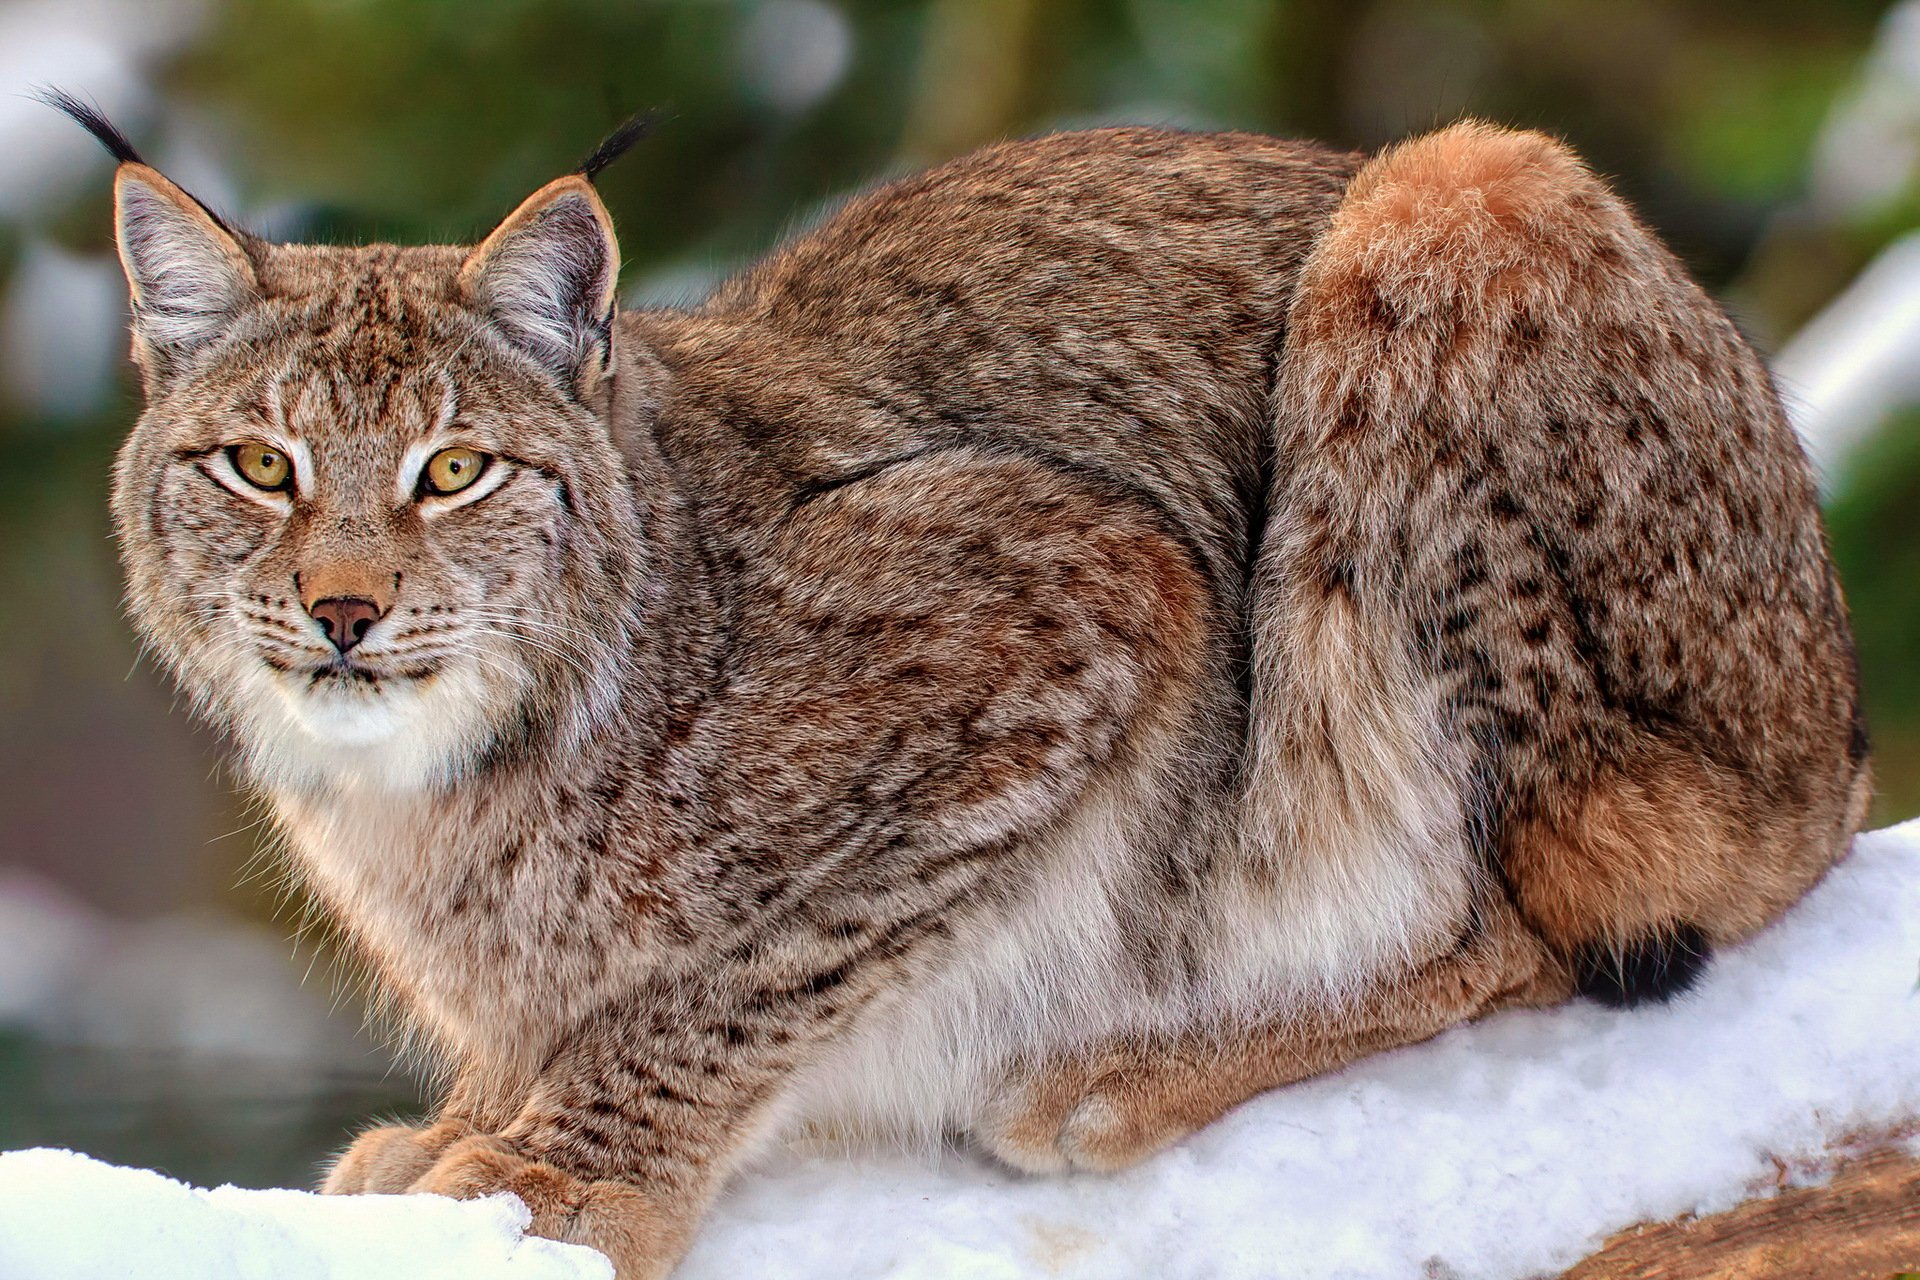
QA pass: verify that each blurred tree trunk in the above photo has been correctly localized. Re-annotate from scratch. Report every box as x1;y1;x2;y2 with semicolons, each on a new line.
899;0;1047;164
1265;0;1371;144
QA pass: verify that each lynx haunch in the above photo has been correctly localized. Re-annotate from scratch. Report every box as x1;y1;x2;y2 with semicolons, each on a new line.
60;89;1867;1277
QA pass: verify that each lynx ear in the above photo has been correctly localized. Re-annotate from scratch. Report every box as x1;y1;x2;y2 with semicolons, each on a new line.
112;164;256;364
459;176;620;386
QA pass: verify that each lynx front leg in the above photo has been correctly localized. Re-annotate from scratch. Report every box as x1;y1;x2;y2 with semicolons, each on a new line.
979;895;1571;1174
384;452;1220;1270
321;1072;518;1194
390;989;837;1280
323;1119;472;1194
411;1137;696;1280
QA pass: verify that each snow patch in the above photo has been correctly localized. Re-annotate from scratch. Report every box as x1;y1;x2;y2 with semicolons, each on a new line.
1773;229;1920;487
0;1148;610;1279
4;822;1919;1279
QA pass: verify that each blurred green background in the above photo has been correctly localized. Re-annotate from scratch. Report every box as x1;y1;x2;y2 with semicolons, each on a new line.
0;0;1915;1190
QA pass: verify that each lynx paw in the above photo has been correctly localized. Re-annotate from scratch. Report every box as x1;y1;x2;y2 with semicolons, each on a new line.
410;1136;685;1280
978;1058;1200;1175
322;1120;468;1194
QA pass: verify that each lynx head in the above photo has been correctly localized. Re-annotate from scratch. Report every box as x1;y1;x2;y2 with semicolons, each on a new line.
60;95;656;794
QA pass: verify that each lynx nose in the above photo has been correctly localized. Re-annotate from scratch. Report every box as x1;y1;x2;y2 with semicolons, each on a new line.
308;597;385;654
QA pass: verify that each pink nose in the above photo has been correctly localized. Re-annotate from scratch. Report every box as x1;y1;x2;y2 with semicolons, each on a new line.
307;596;385;653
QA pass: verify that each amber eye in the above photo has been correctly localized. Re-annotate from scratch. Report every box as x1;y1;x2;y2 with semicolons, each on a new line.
228;442;293;492
423;447;490;497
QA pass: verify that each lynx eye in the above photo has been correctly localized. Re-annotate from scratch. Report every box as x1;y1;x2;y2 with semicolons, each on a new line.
228;442;293;492
423;447;490;497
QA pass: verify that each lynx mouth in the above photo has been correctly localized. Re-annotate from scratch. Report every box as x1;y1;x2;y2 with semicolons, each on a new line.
269;659;442;752
308;662;383;687
248;645;503;776
294;655;441;690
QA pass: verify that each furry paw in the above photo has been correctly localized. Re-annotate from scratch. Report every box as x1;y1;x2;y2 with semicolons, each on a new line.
410;1136;685;1280
977;1058;1197;1175
322;1120;469;1194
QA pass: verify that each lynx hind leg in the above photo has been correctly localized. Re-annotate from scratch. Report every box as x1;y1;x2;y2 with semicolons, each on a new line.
1283;121;1867;1004
977;895;1568;1175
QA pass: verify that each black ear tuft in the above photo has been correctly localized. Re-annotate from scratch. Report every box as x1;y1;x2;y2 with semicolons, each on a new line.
38;85;243;238
34;85;145;165
577;111;660;183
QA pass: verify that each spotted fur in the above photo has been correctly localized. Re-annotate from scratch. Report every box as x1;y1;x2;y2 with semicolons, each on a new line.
85;112;1865;1276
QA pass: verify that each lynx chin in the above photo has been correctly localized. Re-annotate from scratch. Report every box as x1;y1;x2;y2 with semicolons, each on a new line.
58;85;1867;1278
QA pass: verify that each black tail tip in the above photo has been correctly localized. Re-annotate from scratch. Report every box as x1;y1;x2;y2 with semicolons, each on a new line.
1573;922;1711;1008
32;86;144;165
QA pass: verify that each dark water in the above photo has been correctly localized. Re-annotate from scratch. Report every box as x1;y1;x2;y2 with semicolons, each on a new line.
0;1031;427;1190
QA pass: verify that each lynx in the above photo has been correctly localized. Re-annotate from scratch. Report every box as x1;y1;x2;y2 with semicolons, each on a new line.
58;87;1867;1277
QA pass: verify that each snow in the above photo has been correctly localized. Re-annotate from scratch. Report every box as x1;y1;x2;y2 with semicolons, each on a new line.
1807;0;1920;220
1773;229;1920;488
0;1150;610;1280
0;0;206;218
0;868;99;1026
1772;0;1920;484
5;821;1919;1280
0;866;374;1075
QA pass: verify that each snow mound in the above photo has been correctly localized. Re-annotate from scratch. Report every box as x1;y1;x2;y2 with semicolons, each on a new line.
0;1148;611;1279
5;822;1919;1279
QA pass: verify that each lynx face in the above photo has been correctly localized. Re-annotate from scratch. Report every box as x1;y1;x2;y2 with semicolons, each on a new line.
108;168;645;793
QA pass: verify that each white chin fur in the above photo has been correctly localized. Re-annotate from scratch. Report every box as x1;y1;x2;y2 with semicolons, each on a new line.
234;655;523;793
